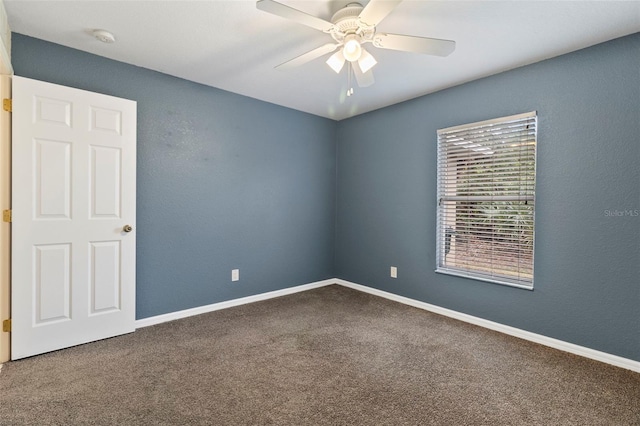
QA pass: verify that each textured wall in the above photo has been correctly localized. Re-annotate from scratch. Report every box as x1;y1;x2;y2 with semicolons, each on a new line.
11;32;640;361
12;34;337;319
335;34;640;361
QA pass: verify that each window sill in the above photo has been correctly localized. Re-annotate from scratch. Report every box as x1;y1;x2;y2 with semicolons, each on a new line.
435;268;534;290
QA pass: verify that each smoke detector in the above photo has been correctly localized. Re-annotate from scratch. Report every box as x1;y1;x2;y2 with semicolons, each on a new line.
92;29;115;44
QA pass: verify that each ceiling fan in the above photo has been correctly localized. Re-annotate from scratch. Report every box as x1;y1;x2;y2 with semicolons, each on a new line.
256;0;455;90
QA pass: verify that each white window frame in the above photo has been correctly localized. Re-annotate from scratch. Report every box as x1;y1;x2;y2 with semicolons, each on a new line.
436;112;537;289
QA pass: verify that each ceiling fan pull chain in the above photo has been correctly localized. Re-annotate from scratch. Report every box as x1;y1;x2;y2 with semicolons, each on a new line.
347;62;354;97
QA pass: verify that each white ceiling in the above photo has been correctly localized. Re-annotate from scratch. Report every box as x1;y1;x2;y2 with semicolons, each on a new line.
4;1;640;120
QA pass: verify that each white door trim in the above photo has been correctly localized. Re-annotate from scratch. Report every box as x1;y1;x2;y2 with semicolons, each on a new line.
0;0;12;363
0;74;10;364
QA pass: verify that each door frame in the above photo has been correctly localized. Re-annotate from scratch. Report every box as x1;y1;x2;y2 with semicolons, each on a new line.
1;67;12;363
0;6;13;361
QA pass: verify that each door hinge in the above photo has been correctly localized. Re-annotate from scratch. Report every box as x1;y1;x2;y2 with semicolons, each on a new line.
2;98;11;112
2;209;10;223
2;319;10;333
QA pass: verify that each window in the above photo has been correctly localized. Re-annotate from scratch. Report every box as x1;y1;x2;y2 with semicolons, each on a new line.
436;112;537;289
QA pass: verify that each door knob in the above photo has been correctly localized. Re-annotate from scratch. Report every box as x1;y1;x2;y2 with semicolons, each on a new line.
123;225;133;233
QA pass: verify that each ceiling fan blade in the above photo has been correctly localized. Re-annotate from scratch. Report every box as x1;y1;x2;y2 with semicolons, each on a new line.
358;0;403;27
257;0;335;32
373;33;455;57
276;43;340;70
353;64;375;87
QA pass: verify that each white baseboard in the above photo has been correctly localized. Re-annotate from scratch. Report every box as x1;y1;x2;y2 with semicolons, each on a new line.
334;279;640;374
135;279;335;329
135;277;640;374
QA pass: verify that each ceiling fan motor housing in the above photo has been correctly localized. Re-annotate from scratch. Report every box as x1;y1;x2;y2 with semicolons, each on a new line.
330;3;375;43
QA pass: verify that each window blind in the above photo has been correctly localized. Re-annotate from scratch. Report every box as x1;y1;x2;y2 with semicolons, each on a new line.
436;112;537;289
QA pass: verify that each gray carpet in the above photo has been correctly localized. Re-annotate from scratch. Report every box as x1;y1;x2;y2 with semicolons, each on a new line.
0;285;638;425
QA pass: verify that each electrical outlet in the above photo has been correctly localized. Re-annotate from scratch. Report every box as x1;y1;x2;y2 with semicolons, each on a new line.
390;266;397;279
232;269;239;282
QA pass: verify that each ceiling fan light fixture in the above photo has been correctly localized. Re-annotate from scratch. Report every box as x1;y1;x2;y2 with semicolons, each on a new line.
326;50;346;73
357;49;377;73
342;35;362;62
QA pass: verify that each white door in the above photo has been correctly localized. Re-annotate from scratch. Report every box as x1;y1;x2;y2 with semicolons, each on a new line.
11;76;136;359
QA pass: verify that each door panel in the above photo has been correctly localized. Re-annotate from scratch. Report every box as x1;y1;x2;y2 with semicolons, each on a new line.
90;145;121;218
34;139;72;219
35;96;72;127
12;76;136;359
34;243;71;324
89;240;121;314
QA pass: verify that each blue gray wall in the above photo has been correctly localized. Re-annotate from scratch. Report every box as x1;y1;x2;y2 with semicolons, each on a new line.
335;33;640;361
12;34;337;320
11;33;640;362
